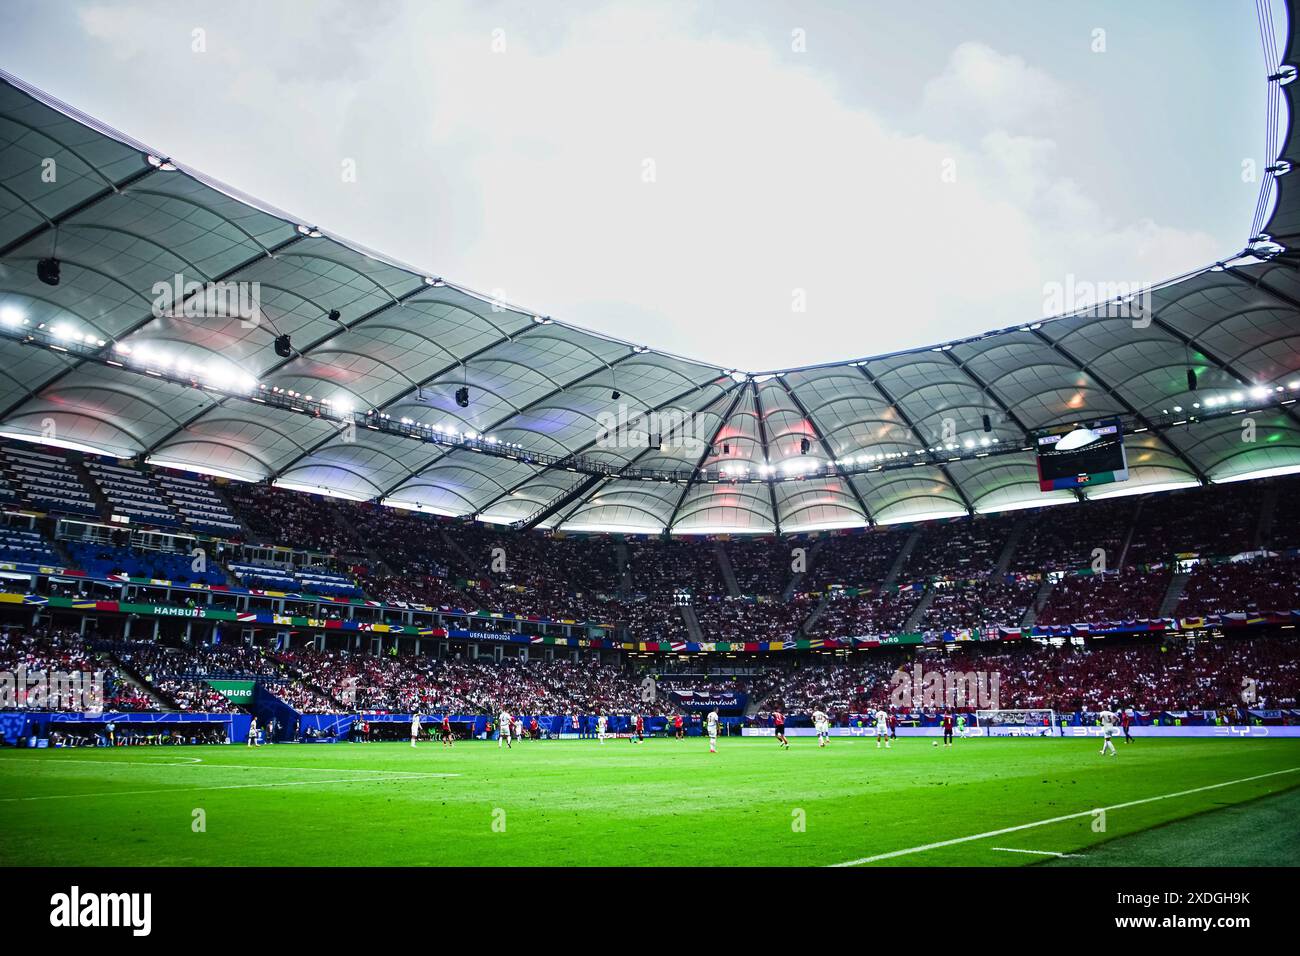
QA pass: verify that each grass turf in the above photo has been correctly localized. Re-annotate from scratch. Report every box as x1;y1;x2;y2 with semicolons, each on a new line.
0;736;1297;867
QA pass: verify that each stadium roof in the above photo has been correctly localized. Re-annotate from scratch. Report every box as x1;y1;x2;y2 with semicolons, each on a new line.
3;8;1300;536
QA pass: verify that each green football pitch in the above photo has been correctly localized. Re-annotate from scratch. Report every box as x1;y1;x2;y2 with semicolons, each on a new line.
1;736;1297;867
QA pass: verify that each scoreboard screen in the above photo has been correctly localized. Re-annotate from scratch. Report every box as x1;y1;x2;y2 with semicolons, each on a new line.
1034;417;1128;491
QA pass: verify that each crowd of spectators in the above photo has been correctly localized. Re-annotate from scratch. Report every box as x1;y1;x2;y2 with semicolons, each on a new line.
1126;482;1262;564
1177;554;1300;617
801;528;909;590
725;537;792;594
690;596;817;642
224;483;360;556
903;514;1015;581
5;627;1298;725
1036;569;1170;625
1010;497;1136;573
856;635;1300;714
919;577;1040;632
271;648;641;715
810;590;920;638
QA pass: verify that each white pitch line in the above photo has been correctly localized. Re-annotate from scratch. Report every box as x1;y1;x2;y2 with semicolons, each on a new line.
8;757;458;778
991;847;1081;858
829;766;1300;867
0;770;460;802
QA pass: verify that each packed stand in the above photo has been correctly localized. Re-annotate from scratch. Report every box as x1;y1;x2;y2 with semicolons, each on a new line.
902;513;1016;581
691;595;817;642
1035;569;1170;625
1009;497;1137;573
225;483;361;556
1176;554;1300;617
1126;482;1261;564
801;527;910;590
919;577;1040;633
272;648;640;715
811;589;920;638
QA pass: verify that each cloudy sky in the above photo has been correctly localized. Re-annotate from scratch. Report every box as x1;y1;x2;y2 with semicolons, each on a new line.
0;0;1276;370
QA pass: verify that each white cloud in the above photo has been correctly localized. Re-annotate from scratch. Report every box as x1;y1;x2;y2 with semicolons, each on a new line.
65;1;1224;369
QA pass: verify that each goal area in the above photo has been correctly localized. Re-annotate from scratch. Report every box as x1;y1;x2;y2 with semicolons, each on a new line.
975;709;1057;736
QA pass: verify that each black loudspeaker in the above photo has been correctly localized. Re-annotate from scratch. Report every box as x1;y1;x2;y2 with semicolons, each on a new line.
274;334;292;358
800;437;810;455
1187;369;1197;391
455;386;470;408
37;258;60;286
328;310;342;322
982;414;992;432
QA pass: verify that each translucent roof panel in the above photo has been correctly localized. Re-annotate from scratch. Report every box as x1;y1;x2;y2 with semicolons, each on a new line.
4;13;1300;536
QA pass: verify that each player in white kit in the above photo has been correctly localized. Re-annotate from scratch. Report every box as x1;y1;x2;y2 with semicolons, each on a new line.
597;713;608;744
410;713;421;748
706;709;719;753
1098;709;1118;756
498;709;512;749
812;709;829;748
874;709;890;749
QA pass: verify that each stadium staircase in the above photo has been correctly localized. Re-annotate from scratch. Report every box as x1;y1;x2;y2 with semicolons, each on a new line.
783;538;825;600
104;652;179;710
902;587;934;632
1159;570;1193;618
439;527;479;576
69;455;111;521
325;501;370;559
993;514;1031;575
882;530;922;590
106;658;171;710
797;591;832;634
679;605;704;642
41;517;75;567
337;510;394;577
1115;497;1144;569
1255;481;1280;550
1021;577;1055;628
713;541;741;597
211;481;259;541
615;540;632;597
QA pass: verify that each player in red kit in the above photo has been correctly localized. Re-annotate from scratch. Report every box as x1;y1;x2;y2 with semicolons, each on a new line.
773;710;789;749
942;711;954;747
1121;708;1133;743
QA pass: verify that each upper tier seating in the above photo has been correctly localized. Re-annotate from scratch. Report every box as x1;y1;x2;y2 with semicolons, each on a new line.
85;459;178;528
1;443;97;516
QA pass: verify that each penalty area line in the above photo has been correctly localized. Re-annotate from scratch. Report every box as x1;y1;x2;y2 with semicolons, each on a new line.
829;766;1300;867
990;847;1081;858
